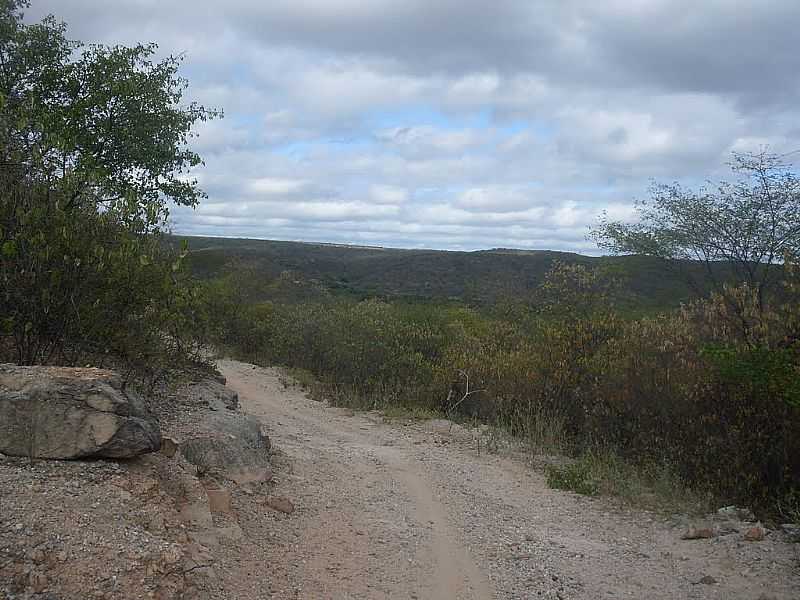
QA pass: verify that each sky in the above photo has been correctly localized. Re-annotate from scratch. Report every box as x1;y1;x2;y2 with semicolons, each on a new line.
27;1;800;253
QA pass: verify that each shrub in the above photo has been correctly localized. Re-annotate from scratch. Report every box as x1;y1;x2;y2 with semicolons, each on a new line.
0;182;211;385
545;462;599;496
211;260;800;515
0;2;218;382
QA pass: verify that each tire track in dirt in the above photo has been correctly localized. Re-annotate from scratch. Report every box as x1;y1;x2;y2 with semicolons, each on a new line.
220;360;491;600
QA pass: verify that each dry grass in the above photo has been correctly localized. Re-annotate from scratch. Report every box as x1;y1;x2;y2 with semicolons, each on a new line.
381;404;441;422
546;449;711;515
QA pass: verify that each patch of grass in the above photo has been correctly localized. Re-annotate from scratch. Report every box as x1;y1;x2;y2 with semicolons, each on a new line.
280;371;440;420
278;367;329;402
586;450;709;513
546;449;710;514
280;367;317;390
381;404;440;422
777;489;800;524
325;385;379;411
546;461;599;496
522;408;568;456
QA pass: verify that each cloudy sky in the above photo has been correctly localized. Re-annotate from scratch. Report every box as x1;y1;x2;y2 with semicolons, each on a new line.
28;1;800;252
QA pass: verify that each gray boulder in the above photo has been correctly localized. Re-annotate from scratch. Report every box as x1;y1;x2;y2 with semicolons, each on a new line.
177;380;239;411
716;505;756;522
180;413;271;484
0;364;161;459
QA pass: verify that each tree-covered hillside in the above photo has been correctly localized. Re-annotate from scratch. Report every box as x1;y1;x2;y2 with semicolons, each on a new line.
181;236;732;311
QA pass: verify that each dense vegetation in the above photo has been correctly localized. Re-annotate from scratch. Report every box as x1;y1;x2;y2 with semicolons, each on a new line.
183;236;733;312
205;157;800;519
0;1;216;384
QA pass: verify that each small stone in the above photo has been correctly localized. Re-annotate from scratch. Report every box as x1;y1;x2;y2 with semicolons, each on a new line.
28;548;45;563
265;496;294;514
681;527;715;540
28;570;48;593
160;437;179;458
716;505;756;522
744;524;766;542
228;467;273;486
146;513;166;533
185;542;213;567
205;487;233;514
160;546;182;566
216;525;244;541
693;575;717;585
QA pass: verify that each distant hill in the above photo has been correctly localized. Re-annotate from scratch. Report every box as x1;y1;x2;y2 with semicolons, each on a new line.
179;235;726;311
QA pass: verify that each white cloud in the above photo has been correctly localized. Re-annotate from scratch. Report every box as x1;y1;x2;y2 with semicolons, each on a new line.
369;185;409;205
455;186;537;213
25;0;800;252
247;178;308;196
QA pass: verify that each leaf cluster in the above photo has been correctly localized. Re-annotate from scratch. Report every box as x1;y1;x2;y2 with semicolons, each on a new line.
594;151;800;310
0;0;220;230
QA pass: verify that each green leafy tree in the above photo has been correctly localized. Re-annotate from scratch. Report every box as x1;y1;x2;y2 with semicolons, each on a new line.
0;1;219;369
593;151;800;310
0;0;219;229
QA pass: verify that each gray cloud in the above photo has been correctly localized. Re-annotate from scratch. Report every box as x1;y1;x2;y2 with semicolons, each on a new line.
25;0;800;251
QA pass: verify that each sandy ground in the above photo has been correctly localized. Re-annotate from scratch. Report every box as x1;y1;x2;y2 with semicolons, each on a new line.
217;359;800;600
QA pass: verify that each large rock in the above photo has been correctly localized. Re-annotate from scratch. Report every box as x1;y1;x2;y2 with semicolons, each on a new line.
0;364;161;459
177;380;238;412
180;413;271;484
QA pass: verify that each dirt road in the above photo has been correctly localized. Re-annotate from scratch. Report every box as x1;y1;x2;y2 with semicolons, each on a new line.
218;359;800;600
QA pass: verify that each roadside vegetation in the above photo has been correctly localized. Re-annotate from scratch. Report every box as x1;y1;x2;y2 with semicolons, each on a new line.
0;1;217;385
206;154;800;520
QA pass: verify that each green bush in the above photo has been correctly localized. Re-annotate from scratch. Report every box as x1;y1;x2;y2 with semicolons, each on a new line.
0;2;218;382
0;178;210;381
211;260;800;516
702;344;800;408
545;462;599;496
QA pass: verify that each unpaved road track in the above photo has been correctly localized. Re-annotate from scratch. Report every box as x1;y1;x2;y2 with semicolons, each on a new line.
218;360;800;600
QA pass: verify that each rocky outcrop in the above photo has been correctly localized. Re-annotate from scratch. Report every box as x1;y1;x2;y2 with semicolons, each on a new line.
180;413;271;484
0;364;161;459
177;380;239;412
